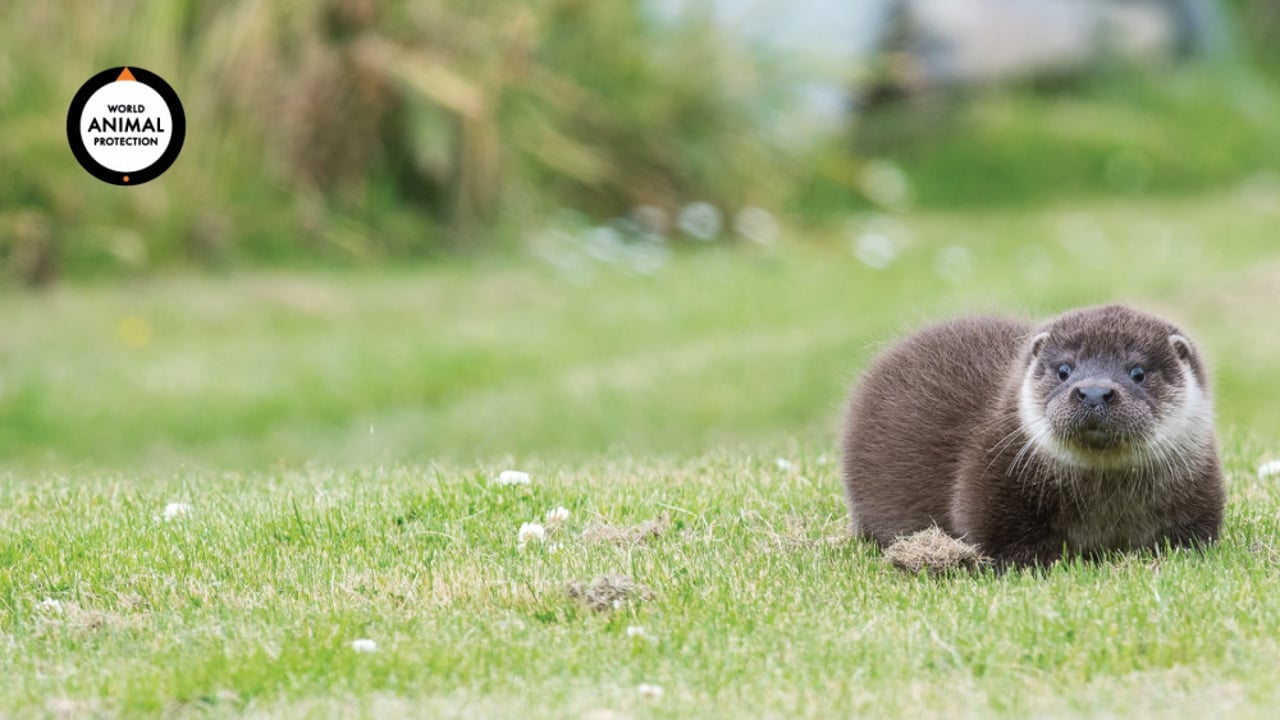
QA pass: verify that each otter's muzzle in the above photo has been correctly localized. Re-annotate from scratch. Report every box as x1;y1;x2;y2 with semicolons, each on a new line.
1073;382;1120;409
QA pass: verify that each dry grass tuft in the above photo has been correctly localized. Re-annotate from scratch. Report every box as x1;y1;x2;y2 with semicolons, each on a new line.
32;600;147;637
566;575;655;612
581;517;669;546
883;527;989;575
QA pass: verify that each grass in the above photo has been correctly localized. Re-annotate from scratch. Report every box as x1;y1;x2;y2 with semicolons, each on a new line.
3;188;1280;716
5;453;1280;717
850;68;1280;210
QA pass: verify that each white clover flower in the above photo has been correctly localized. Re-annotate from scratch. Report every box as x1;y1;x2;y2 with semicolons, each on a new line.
637;683;664;698
545;506;571;526
626;625;647;639
494;470;531;487
162;502;192;522
37;597;64;613
1258;460;1280;479
775;458;795;472
518;522;546;549
852;232;898;270
677;202;722;241
860;160;911;209
585;226;625;264
351;638;378;653
733;206;779;245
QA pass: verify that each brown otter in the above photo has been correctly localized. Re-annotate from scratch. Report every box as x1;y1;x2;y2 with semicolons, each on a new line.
841;304;1224;568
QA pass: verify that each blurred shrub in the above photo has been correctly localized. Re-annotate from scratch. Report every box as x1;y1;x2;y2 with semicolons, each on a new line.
1;1;1278;284
1228;0;1280;71
0;0;798;282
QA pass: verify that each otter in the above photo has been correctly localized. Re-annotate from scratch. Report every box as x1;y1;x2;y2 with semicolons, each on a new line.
841;304;1224;568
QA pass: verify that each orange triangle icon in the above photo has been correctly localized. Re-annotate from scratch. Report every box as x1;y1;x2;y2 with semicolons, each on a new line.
116;67;136;82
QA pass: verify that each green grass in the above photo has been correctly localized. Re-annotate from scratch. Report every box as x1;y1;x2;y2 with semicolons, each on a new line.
5;452;1280;717
3;189;1280;716
852;69;1280;210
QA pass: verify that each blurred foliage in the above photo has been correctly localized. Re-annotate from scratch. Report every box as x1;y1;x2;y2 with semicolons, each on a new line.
1;1;1279;285
0;0;798;283
842;0;1280;212
847;67;1280;210
1228;0;1280;71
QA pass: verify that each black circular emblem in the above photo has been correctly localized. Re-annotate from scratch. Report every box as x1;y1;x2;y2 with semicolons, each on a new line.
66;66;186;186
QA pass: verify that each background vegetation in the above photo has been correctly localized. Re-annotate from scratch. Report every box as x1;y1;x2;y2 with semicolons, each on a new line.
3;191;1279;471
1;0;798;281
3;0;1280;282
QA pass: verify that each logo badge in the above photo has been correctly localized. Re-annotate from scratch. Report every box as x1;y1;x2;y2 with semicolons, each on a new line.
66;67;186;185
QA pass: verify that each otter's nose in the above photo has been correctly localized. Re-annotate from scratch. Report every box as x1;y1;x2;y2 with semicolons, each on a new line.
1075;385;1117;408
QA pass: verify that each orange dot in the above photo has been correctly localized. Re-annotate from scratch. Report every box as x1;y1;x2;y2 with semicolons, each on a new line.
123;176;130;183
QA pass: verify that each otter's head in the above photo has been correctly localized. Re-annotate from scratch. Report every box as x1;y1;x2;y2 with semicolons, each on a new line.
1017;305;1211;465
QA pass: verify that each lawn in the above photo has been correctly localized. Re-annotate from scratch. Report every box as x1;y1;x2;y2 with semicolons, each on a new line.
2;188;1280;717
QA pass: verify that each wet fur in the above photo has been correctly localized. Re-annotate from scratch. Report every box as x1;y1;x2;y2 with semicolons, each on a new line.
841;305;1224;568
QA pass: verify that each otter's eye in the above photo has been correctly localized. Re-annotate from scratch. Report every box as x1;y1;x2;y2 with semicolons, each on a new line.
1129;366;1146;384
1057;364;1072;381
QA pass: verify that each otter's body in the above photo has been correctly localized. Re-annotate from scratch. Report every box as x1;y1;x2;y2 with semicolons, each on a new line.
841;305;1224;567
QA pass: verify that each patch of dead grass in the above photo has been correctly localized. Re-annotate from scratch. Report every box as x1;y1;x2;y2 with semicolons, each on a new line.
581;517;669;546
566;575;655;611
883;527;989;575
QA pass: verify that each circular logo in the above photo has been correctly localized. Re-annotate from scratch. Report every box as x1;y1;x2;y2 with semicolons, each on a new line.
66;67;185;185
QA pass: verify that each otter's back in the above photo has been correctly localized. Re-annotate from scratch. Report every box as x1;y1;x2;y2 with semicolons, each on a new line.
841;316;1031;544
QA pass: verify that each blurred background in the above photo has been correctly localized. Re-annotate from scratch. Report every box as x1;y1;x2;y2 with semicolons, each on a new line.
1;0;1278;470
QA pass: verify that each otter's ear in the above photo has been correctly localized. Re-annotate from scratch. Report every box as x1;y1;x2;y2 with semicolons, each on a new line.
1169;334;1195;363
1029;332;1050;357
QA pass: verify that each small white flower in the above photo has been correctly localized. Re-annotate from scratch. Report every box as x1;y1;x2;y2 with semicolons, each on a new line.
162;502;192;522
351;638;378;653
637;683;664;698
585;225;625;264
517;522;546;549
733;206;779;245
775;458;795;472
1258;460;1280;479
677;202;722;241
494;470;531;487
545;506;571;526
37;597;63;613
852;232;898;270
626;625;648;638
860;160;911;209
